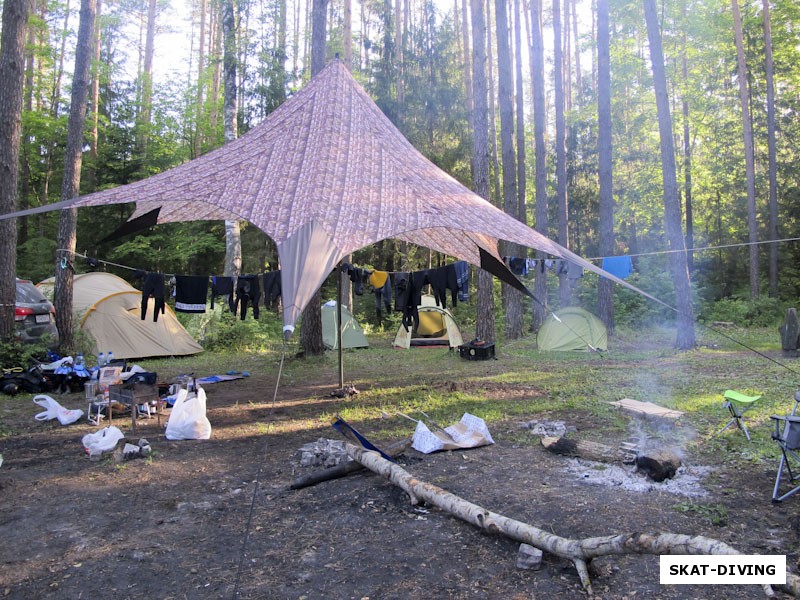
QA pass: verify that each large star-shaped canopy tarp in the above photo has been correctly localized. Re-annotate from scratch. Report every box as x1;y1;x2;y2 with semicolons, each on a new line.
3;59;653;333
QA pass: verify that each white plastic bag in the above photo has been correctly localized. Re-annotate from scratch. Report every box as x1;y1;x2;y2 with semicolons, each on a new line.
165;386;212;440
81;426;125;457
33;394;84;425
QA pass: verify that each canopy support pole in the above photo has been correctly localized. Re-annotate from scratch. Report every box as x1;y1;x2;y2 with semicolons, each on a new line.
337;262;344;388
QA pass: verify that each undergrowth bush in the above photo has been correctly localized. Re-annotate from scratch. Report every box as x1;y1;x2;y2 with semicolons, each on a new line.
177;305;283;352
698;296;782;327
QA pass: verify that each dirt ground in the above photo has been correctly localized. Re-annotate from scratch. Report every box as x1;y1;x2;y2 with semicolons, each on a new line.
0;359;798;600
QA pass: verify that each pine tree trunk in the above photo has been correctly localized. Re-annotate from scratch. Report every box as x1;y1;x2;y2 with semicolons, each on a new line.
553;0;570;307
495;0;523;340
54;0;97;354
763;0;778;297
681;12;694;276
0;0;31;341
529;0;548;331
643;0;695;349
222;0;242;278
195;0;206;158
86;0;102;192
471;0;495;344
730;0;759;299
138;0;156;153
596;0;614;334
300;0;329;357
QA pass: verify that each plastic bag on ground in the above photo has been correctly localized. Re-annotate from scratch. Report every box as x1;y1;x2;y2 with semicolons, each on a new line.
165;387;212;440
81;426;125;457
33;394;84;425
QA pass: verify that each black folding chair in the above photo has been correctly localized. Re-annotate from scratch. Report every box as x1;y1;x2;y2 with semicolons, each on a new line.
770;391;800;503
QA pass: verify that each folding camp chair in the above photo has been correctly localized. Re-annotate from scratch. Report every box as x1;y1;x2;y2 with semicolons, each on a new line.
719;389;762;441
771;391;800;502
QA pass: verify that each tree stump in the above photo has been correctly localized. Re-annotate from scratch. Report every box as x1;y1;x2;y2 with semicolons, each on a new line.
779;308;800;358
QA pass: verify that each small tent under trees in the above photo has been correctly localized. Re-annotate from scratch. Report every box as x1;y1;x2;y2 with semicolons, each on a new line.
321;301;368;350
37;272;203;360
392;295;463;349
536;307;608;352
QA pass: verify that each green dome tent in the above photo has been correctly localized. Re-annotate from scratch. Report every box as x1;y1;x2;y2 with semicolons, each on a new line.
321;301;369;350
537;307;607;352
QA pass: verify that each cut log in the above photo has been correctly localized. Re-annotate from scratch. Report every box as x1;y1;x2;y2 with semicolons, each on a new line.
344;444;793;598
289;437;411;490
541;436;621;463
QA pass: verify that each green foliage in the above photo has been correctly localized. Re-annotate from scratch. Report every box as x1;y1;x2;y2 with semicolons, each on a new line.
183;306;283;352
0;339;51;369
698;296;782;328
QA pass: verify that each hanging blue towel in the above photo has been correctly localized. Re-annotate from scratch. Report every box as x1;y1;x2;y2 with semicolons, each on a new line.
601;256;633;279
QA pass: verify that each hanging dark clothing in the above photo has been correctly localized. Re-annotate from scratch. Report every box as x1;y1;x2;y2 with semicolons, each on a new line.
262;271;282;309
233;275;261;320
174;276;209;313
371;274;392;316
454;261;470;302
140;272;166;322
428;264;458;310
210;276;235;310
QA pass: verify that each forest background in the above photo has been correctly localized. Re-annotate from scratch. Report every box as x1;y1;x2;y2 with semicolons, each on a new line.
4;0;800;351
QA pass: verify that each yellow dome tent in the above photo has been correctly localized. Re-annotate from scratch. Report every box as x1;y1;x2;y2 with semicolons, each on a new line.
38;272;203;360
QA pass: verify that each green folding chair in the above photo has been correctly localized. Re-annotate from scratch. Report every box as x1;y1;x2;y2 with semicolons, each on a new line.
719;389;762;441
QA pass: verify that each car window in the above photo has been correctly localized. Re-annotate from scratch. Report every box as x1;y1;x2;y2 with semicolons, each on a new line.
16;281;49;304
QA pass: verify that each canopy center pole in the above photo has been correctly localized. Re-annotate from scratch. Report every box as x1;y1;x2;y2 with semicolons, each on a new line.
337;261;344;388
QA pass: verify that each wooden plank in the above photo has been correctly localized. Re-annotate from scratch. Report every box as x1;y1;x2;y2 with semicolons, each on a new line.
608;398;683;420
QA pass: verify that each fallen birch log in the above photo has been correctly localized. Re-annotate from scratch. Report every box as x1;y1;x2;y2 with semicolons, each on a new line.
345;444;797;598
289;437;412;490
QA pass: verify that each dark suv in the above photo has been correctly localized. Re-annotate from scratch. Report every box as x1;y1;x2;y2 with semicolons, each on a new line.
15;278;59;347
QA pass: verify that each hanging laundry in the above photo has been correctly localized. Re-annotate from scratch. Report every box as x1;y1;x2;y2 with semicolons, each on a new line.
233;275;261;320
601;255;633;280
428;264;459;309
454;261;469;302
210;276;235;310
134;271;166;322
566;261;584;279
370;271;392;319
341;263;368;295
262;271;282;309
174;275;209;313
508;257;528;276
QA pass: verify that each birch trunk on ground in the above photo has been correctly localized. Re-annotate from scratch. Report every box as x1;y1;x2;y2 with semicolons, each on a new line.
54;0;96;354
345;444;789;598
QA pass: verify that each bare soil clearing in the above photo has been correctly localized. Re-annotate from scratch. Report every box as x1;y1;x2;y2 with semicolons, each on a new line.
0;348;797;600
